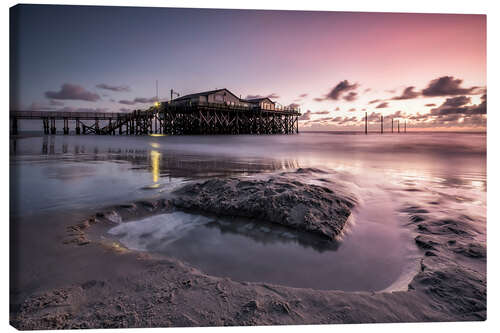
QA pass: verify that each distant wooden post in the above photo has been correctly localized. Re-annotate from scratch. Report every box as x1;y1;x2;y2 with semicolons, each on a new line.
75;119;81;135
365;112;367;134
50;118;56;135
392;118;394;133
12;117;18;135
398;120;400;133
63;118;69;135
404;120;407;133
42;118;49;134
381;115;383;134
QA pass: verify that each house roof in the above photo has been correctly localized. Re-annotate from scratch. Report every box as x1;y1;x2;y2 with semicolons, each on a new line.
173;88;241;102
243;97;275;104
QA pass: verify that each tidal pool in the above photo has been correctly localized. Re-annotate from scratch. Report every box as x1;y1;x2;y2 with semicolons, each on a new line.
108;201;419;292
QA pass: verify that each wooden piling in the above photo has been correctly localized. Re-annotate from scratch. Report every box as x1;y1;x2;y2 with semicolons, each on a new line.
63;118;69;135
50;118;56;135
10;103;301;136
381;115;383;134
365;112;367;134
12;117;18;135
392;118;394;133
398;120;400;133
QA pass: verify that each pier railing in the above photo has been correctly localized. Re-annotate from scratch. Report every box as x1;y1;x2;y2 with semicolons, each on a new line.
10;102;301;135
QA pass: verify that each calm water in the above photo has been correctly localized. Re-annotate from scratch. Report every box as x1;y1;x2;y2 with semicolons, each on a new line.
10;132;486;291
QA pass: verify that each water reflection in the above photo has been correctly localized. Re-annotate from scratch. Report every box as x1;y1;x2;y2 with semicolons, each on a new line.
11;137;299;180
205;218;340;252
150;150;160;183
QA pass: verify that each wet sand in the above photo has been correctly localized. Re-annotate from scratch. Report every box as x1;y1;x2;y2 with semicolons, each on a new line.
11;170;485;329
9;133;486;329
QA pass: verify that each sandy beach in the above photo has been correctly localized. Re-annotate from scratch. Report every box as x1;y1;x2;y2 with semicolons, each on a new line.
9;133;486;329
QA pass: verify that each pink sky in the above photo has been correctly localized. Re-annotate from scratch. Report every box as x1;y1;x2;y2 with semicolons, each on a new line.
14;7;486;131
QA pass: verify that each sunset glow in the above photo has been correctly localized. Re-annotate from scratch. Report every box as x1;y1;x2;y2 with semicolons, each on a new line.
10;6;486;131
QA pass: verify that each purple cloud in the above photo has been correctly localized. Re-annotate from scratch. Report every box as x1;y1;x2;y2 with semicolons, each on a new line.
376;102;389;108
326;80;359;100
422;76;481;97
343;91;358;102
430;95;486;116
246;93;280;100
96;83;131;92
392;86;420;100
299;110;312;121
119;97;157;105
45;83;100;102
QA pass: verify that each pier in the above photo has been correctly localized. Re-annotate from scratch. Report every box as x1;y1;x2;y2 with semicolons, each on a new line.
10;102;301;136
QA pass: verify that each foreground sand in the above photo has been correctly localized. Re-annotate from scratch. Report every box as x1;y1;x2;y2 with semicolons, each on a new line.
10;169;486;329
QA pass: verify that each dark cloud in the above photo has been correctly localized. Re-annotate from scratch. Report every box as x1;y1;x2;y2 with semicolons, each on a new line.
96;83;131;92
442;96;471;107
367;112;382;121
408;112;431;121
245;93;280;100
430;95;486;116
391;86;420;100
45;83;100;102
119;97;157;105
298;93;308;98
326;80;358;100
368;99;381;104
343;91;358;102
314;80;359;102
364;88;371;93
375;111;407;121
332;116;358;125
376;102;389;108
49;99;64;106
349;108;356;112
425;103;436;107
312;111;330;115
299;110;312;121
385;89;396;94
309;116;334;123
422;76;480;97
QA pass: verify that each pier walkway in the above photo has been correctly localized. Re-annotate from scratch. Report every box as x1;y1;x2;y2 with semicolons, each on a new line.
10;102;301;135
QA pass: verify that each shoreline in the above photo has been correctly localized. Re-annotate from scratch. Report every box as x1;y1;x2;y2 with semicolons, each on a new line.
10;169;486;329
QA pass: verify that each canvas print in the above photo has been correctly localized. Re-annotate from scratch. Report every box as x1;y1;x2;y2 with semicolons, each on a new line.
9;4;486;329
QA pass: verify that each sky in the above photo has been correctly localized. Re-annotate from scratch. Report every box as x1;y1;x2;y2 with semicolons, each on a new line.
10;5;486;131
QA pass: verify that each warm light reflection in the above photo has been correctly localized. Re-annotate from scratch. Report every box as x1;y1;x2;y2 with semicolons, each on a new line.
150;150;161;183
